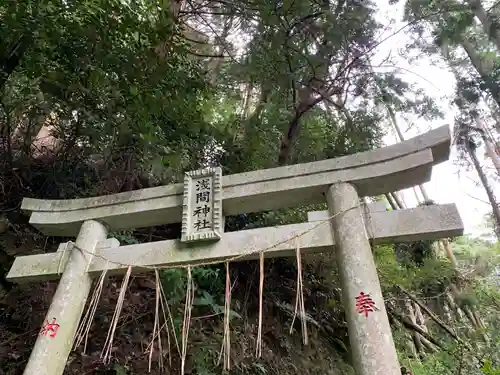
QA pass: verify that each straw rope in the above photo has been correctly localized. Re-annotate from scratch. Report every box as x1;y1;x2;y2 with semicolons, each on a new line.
289;238;308;345
67;203;364;273
255;252;264;357
69;201;365;371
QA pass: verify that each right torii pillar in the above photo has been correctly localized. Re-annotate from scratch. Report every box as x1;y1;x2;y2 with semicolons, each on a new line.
327;183;400;375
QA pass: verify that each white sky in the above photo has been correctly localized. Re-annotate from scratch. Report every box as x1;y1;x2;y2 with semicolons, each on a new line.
374;0;500;239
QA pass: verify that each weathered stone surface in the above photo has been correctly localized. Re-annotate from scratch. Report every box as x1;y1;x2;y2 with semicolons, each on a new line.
23;145;437;236
56;238;119;252
22;126;450;213
181;167;223;243
307;200;388;222
21;127;450;236
326;183;400;375
22;220;108;375
7;204;463;283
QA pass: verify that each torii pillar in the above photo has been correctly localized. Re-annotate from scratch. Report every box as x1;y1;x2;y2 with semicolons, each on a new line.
23;220;108;375
328;183;400;375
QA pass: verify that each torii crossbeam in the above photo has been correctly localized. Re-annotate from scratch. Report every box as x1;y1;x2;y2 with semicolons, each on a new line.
7;125;463;375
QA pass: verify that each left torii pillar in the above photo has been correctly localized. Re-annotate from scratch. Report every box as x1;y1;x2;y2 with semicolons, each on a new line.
23;220;108;375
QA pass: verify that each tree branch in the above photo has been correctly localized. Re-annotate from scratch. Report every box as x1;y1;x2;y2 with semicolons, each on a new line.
387;305;444;350
0;33;32;91
396;285;473;351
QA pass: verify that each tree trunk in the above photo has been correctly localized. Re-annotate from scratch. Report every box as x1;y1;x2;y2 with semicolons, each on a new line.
446;292;464;320
442;239;459;269
463;305;480;328
475;116;500;176
277;3;347;165
420;336;438;353
399;286;473;351
442;299;454;323
207;14;233;87
389;192;402;209
242;82;254;119
414;304;427;332
465;140;500;236
278;85;322;165
406;300;424;354
155;0;184;58
489;104;500;133
461;39;500;108
0;32;33;93
386;193;399;210
440;35;500;233
240;83;271;140
466;0;500;51
388;307;445;350
412;301;437;353
392;191;407;209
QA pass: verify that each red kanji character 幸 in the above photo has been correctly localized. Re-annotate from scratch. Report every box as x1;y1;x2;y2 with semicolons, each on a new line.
40;317;60;338
355;292;376;318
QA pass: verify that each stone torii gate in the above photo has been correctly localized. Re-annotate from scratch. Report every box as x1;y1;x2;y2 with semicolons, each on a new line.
7;125;463;375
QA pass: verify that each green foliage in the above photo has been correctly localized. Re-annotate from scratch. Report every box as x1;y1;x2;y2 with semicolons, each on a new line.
393;236;500;375
399;331;500;375
159;266;225;303
394;240;436;266
455;291;478;308
481;360;500;375
159;268;187;304
1;0;212;203
113;363;130;375
375;245;455;291
159;265;238;330
109;231;139;245
192;344;220;375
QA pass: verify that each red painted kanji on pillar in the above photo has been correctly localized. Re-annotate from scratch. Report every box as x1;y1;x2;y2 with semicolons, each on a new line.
355;292;376;317
40;317;60;338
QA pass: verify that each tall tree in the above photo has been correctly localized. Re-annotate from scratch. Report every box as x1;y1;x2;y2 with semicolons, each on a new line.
465;0;500;51
474;115;500;175
455;120;500;237
404;0;500;109
404;0;500;236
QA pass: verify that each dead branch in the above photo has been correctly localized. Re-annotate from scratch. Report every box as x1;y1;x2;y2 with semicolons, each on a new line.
396;285;473;351
387;305;444;350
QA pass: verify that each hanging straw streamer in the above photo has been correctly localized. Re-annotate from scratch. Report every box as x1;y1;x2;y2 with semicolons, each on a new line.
148;269;162;372
289;239;308;345
255;252;264;358
181;266;194;375
57;242;70;275
158;270;181;362
146;269;181;371
218;262;232;371
74;264;109;353
101;266;132;364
